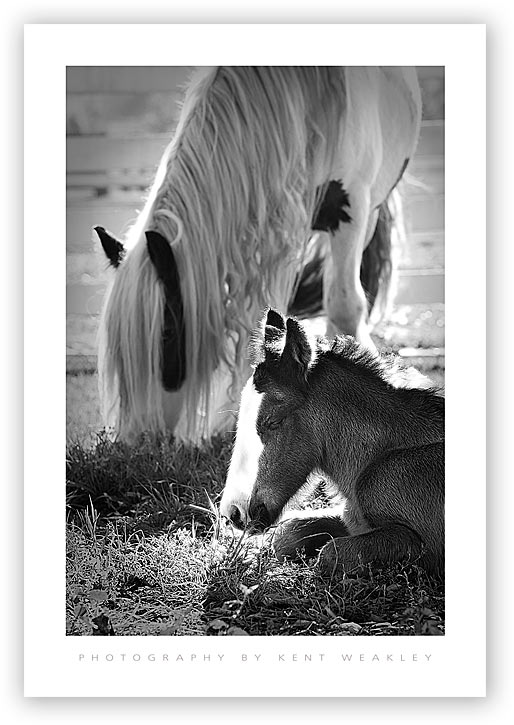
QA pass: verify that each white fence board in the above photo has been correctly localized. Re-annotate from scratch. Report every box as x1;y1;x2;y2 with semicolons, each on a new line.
66;124;443;177
67;67;193;94
67;135;169;173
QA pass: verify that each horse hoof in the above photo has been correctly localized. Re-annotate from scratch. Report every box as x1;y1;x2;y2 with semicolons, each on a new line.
317;542;373;581
272;521;304;562
317;540;341;577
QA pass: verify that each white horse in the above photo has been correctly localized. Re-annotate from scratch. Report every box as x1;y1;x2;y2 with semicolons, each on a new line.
96;67;421;442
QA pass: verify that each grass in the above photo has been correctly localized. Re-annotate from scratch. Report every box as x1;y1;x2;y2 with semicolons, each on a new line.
66;433;444;637
67;518;444;637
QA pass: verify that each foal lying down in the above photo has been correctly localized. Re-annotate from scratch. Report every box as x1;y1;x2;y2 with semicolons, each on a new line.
220;308;444;579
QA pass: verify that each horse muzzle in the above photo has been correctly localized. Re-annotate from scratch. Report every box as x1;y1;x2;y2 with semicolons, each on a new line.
220;489;274;533
247;499;273;533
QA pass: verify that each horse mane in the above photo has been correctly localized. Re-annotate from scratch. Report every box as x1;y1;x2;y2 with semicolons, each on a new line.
315;334;443;399
100;67;348;440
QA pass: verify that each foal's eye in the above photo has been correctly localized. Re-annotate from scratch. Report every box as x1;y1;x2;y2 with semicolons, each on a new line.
267;416;284;431
257;414;285;442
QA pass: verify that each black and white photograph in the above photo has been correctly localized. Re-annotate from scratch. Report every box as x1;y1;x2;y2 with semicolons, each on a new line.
23;23;486;699
66;64;446;637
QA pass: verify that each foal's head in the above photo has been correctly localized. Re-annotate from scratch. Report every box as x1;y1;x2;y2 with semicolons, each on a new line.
96;226;186;391
220;308;321;531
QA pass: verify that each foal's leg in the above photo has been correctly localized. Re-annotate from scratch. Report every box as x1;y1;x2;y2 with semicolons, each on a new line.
318;524;424;576
273;514;350;561
323;184;375;348
318;445;444;578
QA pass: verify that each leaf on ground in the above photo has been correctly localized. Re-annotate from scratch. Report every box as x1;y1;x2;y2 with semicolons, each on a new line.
222;599;243;611
386;583;401;592
369;613;388;623
73;603;88;620
87;589;108;602
155;606;195;635
207;618;229;632
422;620;444;636
339;622;362;634
239;583;259;597
91;613;115;635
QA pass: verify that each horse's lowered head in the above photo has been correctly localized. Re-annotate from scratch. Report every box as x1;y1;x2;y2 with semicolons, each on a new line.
96;226;186;393
220;308;321;531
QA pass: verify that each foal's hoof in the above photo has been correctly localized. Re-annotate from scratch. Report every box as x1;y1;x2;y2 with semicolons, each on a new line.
272;520;306;562
317;540;342;577
272;517;339;562
317;541;369;580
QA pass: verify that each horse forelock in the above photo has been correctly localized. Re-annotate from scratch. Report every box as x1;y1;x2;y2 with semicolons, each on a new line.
98;239;167;439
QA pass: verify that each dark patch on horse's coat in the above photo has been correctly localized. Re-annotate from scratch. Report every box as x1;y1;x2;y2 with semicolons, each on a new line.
389;157;410;199
372;157;411;213
145;230;186;391
290;197;393;320
312;180;352;232
287;240;325;319
398;156;410;183
95;226;126;268
360;201;392;313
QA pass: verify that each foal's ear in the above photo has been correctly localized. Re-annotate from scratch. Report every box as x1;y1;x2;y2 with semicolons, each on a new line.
263;307;287;362
265;308;286;331
146;230;178;289
249;308;285;367
264;308;286;355
95;226;125;268
281;317;312;383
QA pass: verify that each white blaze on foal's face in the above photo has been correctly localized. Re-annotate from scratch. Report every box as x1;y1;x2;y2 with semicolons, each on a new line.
220;376;264;528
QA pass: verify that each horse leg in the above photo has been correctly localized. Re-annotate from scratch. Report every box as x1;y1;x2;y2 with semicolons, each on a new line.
323;184;375;348
318;523;425;577
273;513;350;561
318;445;444;578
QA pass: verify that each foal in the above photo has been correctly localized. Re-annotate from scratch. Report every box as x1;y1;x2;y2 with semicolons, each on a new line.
220;309;444;578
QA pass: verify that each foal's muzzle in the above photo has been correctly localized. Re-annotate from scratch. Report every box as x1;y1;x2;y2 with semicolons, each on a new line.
247;500;272;533
224;499;272;533
227;503;246;531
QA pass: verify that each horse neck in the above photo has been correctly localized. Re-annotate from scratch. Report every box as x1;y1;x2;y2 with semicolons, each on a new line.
310;360;444;487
